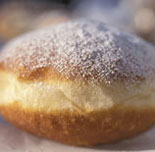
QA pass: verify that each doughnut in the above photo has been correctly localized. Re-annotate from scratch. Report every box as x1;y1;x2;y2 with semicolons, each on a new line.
0;19;155;146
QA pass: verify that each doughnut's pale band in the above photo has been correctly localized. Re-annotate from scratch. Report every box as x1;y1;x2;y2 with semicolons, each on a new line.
0;71;155;112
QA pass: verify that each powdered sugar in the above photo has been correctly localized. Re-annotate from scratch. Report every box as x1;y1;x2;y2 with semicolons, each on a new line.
1;19;155;85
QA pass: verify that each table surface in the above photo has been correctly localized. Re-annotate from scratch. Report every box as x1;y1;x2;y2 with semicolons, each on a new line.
0;115;155;152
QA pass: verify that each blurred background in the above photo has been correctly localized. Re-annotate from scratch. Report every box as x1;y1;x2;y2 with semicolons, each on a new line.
0;0;154;49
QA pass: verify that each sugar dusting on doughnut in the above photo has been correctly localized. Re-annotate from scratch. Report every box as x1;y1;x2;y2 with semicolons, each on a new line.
0;19;155;85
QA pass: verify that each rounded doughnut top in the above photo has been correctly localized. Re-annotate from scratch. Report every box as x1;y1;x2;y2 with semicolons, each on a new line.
0;19;155;85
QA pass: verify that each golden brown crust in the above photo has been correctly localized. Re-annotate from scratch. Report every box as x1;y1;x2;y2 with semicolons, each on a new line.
0;102;155;146
1;19;155;85
0;64;68;82
0;63;146;84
